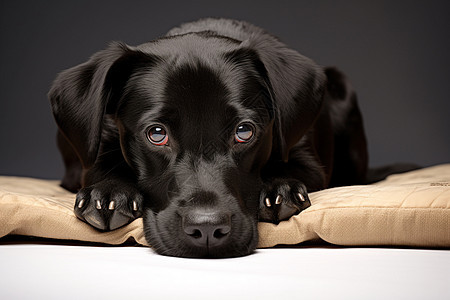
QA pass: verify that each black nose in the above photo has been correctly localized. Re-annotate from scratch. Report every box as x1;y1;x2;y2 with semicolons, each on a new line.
183;211;231;248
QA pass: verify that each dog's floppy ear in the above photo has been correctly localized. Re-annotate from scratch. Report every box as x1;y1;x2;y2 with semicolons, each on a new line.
244;38;327;162
49;42;153;168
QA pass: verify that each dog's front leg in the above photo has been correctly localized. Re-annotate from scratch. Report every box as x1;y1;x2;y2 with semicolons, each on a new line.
259;177;311;224
74;162;144;231
259;146;328;224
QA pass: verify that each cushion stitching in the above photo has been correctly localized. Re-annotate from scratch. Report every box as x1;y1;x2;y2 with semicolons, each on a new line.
300;206;450;215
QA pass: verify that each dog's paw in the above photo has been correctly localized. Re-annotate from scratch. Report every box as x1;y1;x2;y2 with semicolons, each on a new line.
259;178;311;224
74;180;144;231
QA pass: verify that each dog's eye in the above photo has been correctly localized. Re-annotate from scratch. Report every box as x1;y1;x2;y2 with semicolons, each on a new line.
235;123;254;143
147;126;168;146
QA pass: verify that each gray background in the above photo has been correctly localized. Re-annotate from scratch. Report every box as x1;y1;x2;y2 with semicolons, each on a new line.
0;0;449;180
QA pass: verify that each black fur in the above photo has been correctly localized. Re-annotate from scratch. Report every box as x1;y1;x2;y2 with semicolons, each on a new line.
50;18;378;257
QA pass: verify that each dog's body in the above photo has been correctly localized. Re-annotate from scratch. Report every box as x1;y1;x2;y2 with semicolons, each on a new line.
50;18;369;257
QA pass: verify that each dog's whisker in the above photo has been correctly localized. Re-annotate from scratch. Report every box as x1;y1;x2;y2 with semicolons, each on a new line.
100;161;127;178
96;148;121;158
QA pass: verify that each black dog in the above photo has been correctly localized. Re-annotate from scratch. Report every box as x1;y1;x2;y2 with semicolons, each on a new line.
49;18;370;258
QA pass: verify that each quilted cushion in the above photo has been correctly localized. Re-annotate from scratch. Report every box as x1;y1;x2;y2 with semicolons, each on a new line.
1;164;449;248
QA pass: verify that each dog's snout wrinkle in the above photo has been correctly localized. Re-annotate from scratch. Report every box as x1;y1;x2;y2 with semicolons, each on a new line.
182;211;231;248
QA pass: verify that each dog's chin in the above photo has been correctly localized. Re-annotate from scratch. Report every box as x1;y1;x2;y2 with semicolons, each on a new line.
142;208;258;258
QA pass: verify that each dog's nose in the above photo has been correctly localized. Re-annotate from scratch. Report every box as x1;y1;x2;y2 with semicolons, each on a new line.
182;211;231;248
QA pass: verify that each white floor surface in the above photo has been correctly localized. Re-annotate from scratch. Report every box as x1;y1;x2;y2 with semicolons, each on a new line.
0;244;449;299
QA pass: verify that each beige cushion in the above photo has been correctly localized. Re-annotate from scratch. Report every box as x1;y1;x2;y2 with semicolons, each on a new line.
1;164;449;248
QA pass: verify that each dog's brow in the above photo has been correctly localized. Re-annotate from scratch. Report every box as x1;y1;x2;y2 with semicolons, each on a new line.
137;103;164;129
128;68;169;128
226;100;257;121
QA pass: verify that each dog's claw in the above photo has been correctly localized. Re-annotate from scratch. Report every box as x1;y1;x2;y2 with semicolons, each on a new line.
78;199;85;208
259;179;311;223
75;181;144;231
275;195;282;205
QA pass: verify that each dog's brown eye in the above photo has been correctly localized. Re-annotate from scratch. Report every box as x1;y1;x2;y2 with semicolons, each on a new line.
235;123;254;143
147;126;168;146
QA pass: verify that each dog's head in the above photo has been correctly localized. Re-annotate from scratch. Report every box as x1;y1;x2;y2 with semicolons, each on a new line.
49;32;325;257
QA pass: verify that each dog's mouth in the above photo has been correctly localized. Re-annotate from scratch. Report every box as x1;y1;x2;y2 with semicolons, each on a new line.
142;204;258;258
